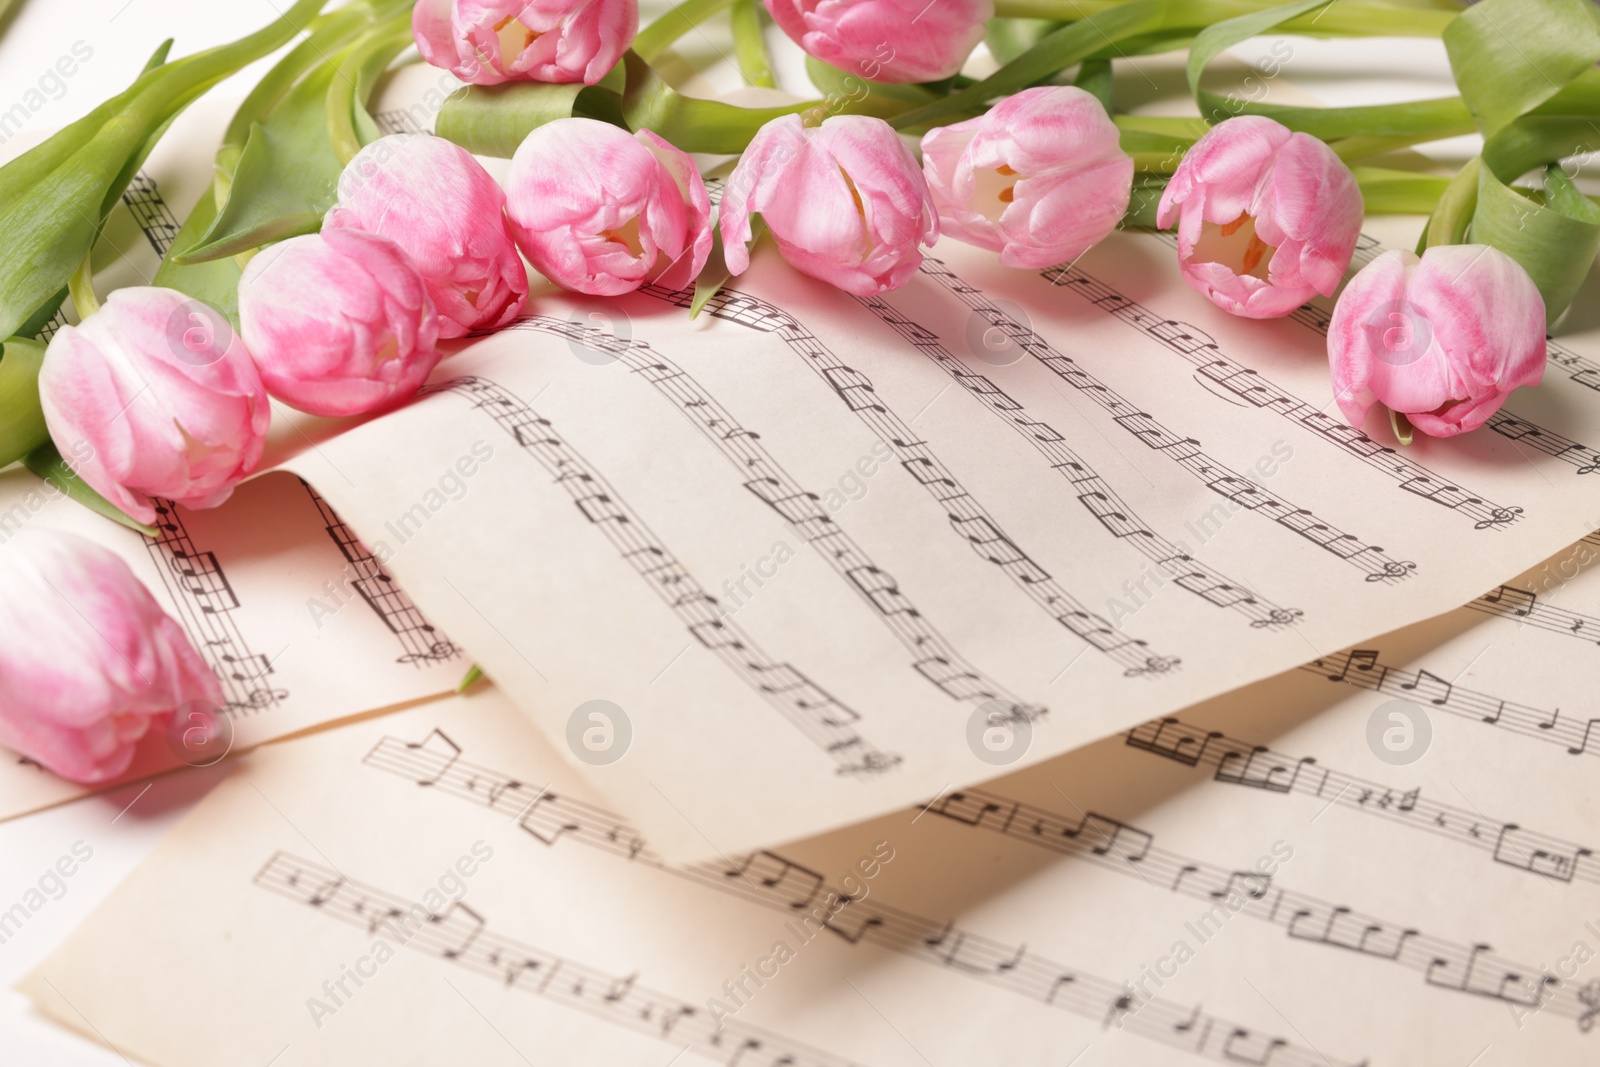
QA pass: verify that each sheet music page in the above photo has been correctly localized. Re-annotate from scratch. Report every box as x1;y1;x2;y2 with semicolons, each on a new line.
267;214;1600;859
0;97;466;820
23;591;1600;1067
0;468;463;820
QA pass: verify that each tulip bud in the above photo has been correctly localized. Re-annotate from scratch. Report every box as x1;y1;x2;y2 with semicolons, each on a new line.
238;229;443;418
1329;245;1546;439
1157;115;1363;319
722;114;938;297
412;0;637;86
504;118;712;296
921;86;1133;270
37;288;269;527
763;0;990;83
0;527;222;783
326;135;529;340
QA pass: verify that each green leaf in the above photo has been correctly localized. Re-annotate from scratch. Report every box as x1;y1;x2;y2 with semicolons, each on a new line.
730;0;776;88
327;13;416;163
154;186;244;330
0;337;48;468
0;0;324;340
1351;166;1451;214
179;59;348;263
23;443;157;537
689;221;755;317
1470;164;1600;325
632;0;735;62
1123;175;1169;230
1074;58;1113;113
1444;0;1600;136
1184;0;1473;146
436;81;590;157
984;18;1063;66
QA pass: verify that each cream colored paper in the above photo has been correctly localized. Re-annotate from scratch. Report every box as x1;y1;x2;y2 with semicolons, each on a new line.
0;468;463;820
0;97;465;820
262;215;1600;859
24;551;1600;1067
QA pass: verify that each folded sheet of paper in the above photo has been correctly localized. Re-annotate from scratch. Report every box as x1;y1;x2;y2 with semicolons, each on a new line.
26;529;1600;1067
0;99;465;820
0;468;464;820
265;209;1600;859
8;98;1600;861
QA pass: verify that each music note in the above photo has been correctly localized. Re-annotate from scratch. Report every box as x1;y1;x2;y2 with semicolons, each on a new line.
1400;669;1453;706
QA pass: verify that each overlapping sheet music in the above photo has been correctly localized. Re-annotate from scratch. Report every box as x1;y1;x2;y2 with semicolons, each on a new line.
265;217;1600;858
0;468;463;819
0;101;464;820
26;573;1600;1067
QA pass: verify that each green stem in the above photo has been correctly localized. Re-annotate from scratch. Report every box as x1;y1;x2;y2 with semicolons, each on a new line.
67;249;99;320
890;0;1462;131
992;0;1458;35
1353;166;1452;214
1419;156;1480;251
730;0;777;88
0;337;48;468
327;15;416;165
633;0;736;62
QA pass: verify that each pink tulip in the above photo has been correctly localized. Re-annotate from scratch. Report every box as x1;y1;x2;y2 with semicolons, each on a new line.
38;288;269;527
1157;115;1362;319
325;134;528;340
0;528;222;783
412;0;636;86
921;86;1132;270
1329;245;1545;439
238;229;443;418
504;118;712;296
764;0;990;83
722;114;937;297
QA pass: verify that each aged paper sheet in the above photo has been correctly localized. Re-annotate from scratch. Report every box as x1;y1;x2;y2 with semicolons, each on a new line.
0;468;463;820
271;220;1600;858
24;542;1600;1067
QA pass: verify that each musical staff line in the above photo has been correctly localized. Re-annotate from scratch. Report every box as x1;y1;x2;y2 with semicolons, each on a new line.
1125;716;1598;886
1041;243;1521;530
1304;649;1600;760
507;316;1050;716
1470;582;1600;650
119;172;182;257
635;288;1182;676
430;375;898;776
145;499;284;712
921;260;1423;580
362;730;1364;1067
920;786;1590;1028
1546;337;1600;395
302;480;461;667
254;851;867;1067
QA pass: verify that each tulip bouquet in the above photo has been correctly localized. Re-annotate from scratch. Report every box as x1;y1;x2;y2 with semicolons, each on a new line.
0;0;1597;780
